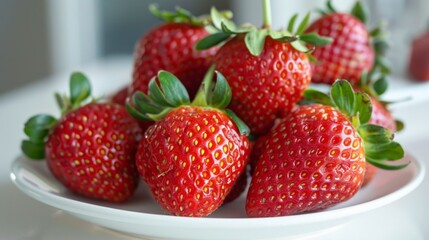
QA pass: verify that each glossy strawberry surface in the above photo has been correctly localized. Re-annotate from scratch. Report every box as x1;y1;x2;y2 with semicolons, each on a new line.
130;23;218;99
45;103;142;202
246;104;365;217
306;13;374;85
136;106;250;217
214;36;311;136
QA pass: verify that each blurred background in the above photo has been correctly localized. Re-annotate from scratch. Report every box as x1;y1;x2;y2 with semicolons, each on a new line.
1;0;428;94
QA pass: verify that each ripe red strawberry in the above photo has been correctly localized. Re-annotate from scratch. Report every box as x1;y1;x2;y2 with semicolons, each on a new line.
223;170;248;204
409;30;429;81
22;73;142;202
197;8;331;136
111;86;129;106
246;80;406;217
305;1;374;85
129;6;219;100
128;69;250;216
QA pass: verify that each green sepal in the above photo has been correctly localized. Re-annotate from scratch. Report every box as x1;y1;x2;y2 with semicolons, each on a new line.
373;40;389;56
224;109;250;136
374;56;391;75
132;92;163;115
291;41;311;53
69;72;91;107
149;4;201;26
126;102;151;121
330;80;357;118
354;92;372;124
326;0;337;13
366;159;409;170
365;141;404;161
287;14;299;33
395;120;404;132
148;77;173;107
296;12;311;35
157;71;190;106
245;29;269;56
358;124;394;144
351;1;368;24
302;88;333;106
21;140;45;160
299;33;333;46
23;114;58;143
195;32;231;50
373;76;388;96
210;71;232;108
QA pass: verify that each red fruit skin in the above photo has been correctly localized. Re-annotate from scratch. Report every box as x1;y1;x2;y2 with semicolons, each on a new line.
111;86;153;132
362;162;378;187
45;103;142;202
306;13;374;85
246;104;365;217
136;106;250;217
214;36;311;136
111;86;129;106
223;169;248;204
130;23;218;99
409;31;429;81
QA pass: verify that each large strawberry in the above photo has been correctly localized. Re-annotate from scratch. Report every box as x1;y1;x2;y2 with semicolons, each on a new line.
246;80;406;217
21;73;142;202
129;5;224;100
305;1;377;85
128;68;250;217
197;5;331;136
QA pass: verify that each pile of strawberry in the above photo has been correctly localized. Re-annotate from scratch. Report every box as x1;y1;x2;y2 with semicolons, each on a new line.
22;1;408;218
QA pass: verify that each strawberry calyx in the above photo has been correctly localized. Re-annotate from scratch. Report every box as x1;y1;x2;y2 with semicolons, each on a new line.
303;80;408;170
21;72;93;160
149;4;233;28
196;6;332;56
127;67;250;136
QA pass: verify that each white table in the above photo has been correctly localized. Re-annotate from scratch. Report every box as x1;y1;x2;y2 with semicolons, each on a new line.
1;57;428;240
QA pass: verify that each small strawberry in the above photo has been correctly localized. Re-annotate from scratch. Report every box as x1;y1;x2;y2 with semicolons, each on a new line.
305;1;376;85
246;80;407;217
21;73;142;202
130;5;225;100
197;6;331;136
128;68;250;217
111;86;129;106
409;30;429;81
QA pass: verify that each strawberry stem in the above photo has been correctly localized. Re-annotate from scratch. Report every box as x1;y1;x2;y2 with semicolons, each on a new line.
262;0;272;29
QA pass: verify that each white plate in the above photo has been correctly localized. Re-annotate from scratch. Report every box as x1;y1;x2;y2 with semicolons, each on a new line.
10;154;424;240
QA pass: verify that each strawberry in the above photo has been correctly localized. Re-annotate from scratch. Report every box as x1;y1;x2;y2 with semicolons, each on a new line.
21;73;142;202
409;30;429;81
128;68;250;217
246;80;407;217
305;1;375;85
129;6;222;100
111;86;129;106
197;7;331;136
223;170;248;204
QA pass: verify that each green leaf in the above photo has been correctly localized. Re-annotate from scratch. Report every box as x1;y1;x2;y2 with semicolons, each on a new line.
210;71;232;108
330;80;356;117
132;92;162;115
351;1;368;24
244;29;269;56
24;114;57;143
126;103;151;121
69;72;91;105
225;109;250;136
373;77;388;96
291;40;310;52
303;89;333;106
326;0;337;13
21;140;45;160
355;92;372;124
366;159;409;170
296;12;311;35
196;32;231;50
287;14;298;33
358;124;393;144
148;77;172;107
395;120;404;132
269;29;297;42
157;71;190;106
365;141;405;161
210;7;224;30
299;33;333;46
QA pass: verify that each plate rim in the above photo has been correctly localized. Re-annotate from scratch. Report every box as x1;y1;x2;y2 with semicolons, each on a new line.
9;154;425;228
